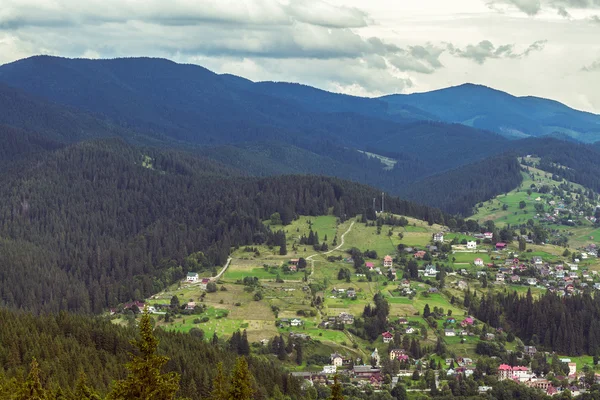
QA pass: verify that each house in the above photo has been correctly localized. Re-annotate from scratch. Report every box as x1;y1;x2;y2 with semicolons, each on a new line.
423;264;438;277
461;317;474;327
290;318;302;327
444;329;456;337
382;331;394;343
123;301;146;311
405;327;415;334
527;278;537;286
331;353;344;367
510;275;521;283
413;251;426;259
398;317;409;325
474;258;484;267
383;255;393;267
185;301;196;310
467;241;477;250
457;280;468;290
389;349;408;361
484;232;493;240
496;273;505;283
446;317;456;324
568;362;577;376
289;264;297;272
485;333;495;341
433;233;444;242
353;365;381;378
322;365;336;374
186;272;199;283
290;259;300;265
498;364;532;381
199;278;211;290
338;312;354;325
523;346;537;357
496;242;507;250
347;288;356;298
532;256;543;265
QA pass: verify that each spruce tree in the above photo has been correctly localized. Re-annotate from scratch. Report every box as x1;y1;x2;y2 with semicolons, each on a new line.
107;311;180;400
74;372;101;400
228;357;254;400
329;375;344;400
210;363;228;400
17;358;48;400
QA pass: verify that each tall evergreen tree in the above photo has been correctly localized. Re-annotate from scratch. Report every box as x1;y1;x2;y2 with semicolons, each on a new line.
228;357;254;400
210;363;228;400
17;358;48;400
107;312;180;400
329;375;344;400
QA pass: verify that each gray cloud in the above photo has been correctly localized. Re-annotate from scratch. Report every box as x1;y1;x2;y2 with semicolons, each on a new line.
446;40;546;64
591;15;600;22
557;6;572;17
582;60;600;71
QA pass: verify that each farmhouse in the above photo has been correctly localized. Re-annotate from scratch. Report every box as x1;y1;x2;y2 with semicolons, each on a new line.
444;329;456;337
496;242;507;250
365;262;375;270
338;312;354;325
389;349;408;361
185;301;196;310
198;278;211;290
461;317;474;327
290;318;303;327
413;251;426;259
289;259;299;265
383;255;393;267
484;232;493;240
466;241;477;250
433;233;444;242
423;265;438;277
523;346;537;357
381;331;393;343
474;258;484;267
186;272;199;283
331;353;344;367
405;327;415;334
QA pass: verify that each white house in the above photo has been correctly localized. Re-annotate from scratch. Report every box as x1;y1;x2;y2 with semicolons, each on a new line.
433;233;444;242
467;241;477;250
291;318;303;327
423;265;438;277
383;255;393;268
444;329;456;337
323;365;337;374
186;272;199;283
483;232;493;240
496;273;505;283
331;353;344;367
405;327;415;334
474;258;484;267
527;278;537;286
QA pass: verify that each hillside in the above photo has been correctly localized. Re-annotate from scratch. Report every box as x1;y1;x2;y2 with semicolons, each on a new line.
0;138;450;313
380;83;600;142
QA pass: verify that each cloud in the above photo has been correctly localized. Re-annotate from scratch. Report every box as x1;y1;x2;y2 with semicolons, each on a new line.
486;0;542;15
446;40;546;64
582;60;600;71
557;6;572;17
591;15;600;22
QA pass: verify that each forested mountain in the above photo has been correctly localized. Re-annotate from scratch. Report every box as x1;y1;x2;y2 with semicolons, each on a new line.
380;83;600;142
0;138;447;313
398;155;523;215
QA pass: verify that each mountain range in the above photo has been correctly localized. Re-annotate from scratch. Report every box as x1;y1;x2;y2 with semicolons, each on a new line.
1;55;600;217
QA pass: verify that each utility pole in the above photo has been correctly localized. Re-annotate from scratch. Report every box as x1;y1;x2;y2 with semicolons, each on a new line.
381;192;384;213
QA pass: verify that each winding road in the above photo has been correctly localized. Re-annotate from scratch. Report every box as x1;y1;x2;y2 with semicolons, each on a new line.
307;221;355;278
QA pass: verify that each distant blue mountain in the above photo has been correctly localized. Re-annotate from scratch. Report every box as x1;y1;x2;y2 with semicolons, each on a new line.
379;83;600;142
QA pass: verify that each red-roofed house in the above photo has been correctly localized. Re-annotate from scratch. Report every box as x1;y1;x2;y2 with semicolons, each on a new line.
461;317;474;327
200;278;211;290
383;255;393;267
496;242;507;250
414;251;426;259
474;258;484;267
366;262;374;270
484;232;493;239
382;331;393;343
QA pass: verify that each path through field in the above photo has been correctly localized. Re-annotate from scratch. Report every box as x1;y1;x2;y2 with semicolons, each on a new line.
307;221;355;279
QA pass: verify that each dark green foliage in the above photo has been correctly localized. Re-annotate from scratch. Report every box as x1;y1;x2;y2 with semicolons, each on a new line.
0;139;448;313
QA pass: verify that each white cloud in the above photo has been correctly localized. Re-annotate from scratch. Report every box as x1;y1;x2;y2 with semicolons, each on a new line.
0;0;598;113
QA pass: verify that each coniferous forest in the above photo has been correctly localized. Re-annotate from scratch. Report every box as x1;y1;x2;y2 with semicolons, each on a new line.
0;138;448;313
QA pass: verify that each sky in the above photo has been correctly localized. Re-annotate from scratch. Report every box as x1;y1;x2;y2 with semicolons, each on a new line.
0;0;599;112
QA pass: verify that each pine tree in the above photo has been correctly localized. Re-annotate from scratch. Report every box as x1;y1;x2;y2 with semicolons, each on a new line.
74;372;101;400
329;375;344;400
210;363;228;400
107;311;180;400
228;357;254;400
17;358;48;400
